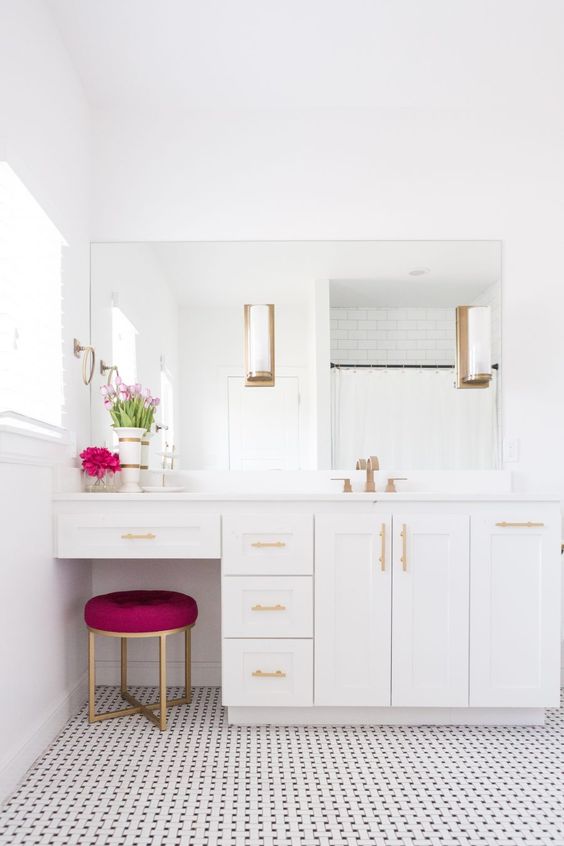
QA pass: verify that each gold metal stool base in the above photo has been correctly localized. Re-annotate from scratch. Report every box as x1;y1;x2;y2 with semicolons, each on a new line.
87;624;194;730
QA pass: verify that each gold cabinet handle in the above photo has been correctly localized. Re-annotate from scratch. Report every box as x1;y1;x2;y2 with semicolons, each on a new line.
121;532;157;540
400;523;407;571
252;669;287;678
379;523;386;571
495;521;545;528
251;603;287;611
251;541;286;548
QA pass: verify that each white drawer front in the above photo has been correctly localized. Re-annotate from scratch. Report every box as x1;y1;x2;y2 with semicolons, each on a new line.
222;515;313;575
222;576;313;638
56;513;221;559
222;639;313;706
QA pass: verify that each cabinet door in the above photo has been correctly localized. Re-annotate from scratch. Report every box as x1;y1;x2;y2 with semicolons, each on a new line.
470;515;561;707
315;513;392;706
392;515;470;707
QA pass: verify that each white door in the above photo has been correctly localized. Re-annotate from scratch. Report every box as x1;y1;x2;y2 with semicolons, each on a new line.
315;513;392;706
228;376;300;469
469;515;561;708
392;515;470;707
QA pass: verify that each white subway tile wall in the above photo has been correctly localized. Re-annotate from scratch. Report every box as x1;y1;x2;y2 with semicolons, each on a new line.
330;307;456;365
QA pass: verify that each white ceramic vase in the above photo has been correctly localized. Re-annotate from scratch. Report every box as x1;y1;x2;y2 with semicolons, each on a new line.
140;430;155;484
114;427;147;493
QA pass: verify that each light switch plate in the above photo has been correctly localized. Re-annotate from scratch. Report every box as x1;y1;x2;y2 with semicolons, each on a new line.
503;438;520;463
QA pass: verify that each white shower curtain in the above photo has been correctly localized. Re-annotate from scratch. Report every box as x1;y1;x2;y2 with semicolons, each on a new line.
331;367;499;470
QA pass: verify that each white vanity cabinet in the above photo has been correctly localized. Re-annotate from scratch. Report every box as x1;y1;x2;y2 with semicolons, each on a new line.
391;515;470;706
221;513;314;707
469;515;561;708
315;514;392;706
53;492;561;724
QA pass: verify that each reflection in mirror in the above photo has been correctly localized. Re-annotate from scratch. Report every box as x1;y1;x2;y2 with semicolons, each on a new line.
90;241;501;473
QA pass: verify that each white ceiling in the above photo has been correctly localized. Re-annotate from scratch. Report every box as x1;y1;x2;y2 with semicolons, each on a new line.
143;240;500;307
47;1;562;111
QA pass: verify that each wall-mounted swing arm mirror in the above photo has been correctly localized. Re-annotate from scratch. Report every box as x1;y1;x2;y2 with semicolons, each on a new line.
90;240;501;471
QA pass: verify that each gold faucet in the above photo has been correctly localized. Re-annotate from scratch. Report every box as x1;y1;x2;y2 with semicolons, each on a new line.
356;456;379;493
385;476;407;493
332;477;353;493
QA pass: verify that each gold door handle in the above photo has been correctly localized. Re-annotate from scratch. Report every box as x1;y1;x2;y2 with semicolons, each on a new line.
251;541;286;548
400;524;407;571
495;521;545;528
121;532;157;540
379;523;386;571
251;603;287;612
252;669;287;678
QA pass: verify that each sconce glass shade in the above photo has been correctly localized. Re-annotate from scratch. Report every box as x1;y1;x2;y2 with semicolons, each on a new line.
455;305;492;388
244;304;275;386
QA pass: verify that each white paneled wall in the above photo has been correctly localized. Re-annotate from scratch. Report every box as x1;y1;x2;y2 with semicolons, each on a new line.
330;307;455;366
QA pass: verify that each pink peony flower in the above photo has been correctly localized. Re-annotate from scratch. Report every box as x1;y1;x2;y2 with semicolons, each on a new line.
80;447;121;479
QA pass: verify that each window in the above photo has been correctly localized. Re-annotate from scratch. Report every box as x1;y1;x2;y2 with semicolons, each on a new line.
0;162;65;427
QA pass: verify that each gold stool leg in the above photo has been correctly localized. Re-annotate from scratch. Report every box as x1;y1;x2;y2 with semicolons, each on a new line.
120;638;128;696
159;634;167;730
185;627;192;704
88;631;96;723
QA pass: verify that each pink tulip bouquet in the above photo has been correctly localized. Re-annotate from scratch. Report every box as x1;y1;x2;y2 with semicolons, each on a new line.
80;447;121;479
100;377;160;432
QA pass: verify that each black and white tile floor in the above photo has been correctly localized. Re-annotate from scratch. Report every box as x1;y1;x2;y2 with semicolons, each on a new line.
1;686;562;845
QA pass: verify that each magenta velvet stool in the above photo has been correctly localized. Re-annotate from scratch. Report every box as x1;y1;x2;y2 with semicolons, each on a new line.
85;590;198;730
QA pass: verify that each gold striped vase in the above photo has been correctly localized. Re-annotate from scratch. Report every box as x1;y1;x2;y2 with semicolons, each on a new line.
114;427;147;493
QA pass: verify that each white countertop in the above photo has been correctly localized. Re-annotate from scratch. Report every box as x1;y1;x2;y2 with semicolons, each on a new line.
53;491;561;502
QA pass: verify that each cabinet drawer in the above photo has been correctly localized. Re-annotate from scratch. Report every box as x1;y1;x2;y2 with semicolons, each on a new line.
222;576;313;637
222;639;313;706
56;513;221;559
222;515;313;575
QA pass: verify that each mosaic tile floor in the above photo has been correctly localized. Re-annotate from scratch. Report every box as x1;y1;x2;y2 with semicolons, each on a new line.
1;687;562;845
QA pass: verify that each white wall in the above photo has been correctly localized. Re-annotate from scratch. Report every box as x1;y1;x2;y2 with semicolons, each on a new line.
0;0;91;799
90;107;564;499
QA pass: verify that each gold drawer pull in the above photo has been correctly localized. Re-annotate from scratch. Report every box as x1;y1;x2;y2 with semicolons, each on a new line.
400;523;407;571
379;523;386;572
252;669;287;678
121;532;157;540
251;603;287;612
495;521;545;528
251;541;286;548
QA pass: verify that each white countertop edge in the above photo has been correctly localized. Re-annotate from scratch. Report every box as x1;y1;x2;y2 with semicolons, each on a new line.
52;492;562;502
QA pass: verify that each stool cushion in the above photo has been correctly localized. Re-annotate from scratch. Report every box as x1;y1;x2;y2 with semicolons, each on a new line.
85;590;198;633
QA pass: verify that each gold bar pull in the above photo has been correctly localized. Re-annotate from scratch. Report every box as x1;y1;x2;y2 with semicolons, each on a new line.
252;669;287;678
121;532;157;540
251;541;286;549
379;523;386;572
251;603;287;612
495;521;545;528
400;524;407;571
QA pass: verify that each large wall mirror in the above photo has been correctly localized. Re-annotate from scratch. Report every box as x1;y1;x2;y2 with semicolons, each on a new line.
90;240;501;472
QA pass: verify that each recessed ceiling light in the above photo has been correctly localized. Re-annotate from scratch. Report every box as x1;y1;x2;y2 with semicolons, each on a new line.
409;267;431;277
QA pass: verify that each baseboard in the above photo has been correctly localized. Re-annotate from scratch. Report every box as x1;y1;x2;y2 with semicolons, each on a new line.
0;673;88;806
227;705;546;726
95;660;221;687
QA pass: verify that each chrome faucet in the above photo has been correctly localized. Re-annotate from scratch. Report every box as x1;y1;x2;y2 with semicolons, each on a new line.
356;456;379;493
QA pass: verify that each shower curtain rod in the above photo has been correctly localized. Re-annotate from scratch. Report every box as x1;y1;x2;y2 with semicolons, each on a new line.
331;362;500;370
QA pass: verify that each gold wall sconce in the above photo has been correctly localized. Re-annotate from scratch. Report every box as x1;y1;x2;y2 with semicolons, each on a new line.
73;338;96;385
455;305;492;389
244;304;275;387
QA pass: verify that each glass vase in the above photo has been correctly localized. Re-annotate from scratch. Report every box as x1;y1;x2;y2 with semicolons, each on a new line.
85;472;115;493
